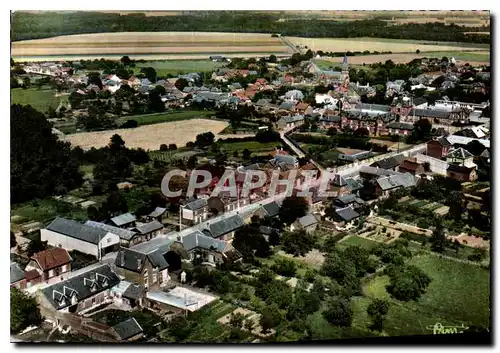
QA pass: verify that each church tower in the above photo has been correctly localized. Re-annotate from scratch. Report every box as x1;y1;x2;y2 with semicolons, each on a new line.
341;53;350;88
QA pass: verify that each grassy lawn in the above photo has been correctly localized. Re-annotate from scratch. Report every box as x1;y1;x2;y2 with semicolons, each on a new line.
160;300;235;343
219;141;280;154
337;235;381;250
135;60;225;76
116;110;216;126
11;88;67;113
79;164;94;179
11;198;87;225
420;51;490;62
346;37;490;49
363;254;490;333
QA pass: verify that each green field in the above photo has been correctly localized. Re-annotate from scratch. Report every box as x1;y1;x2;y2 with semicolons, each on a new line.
363;254;490;334
421;51;490;62
337;235;381;250
346;37;490;49
11;88;68;113
219;141;280;154
116;110;216;126
11;198;87;226
135;60;225;76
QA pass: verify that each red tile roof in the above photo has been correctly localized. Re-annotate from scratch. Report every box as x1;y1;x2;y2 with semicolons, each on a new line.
31;247;71;271
24;269;41;281
296;102;310;111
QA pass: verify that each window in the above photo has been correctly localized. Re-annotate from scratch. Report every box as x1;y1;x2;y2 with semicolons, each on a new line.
144;269;149;288
153;269;157;284
92;297;96;305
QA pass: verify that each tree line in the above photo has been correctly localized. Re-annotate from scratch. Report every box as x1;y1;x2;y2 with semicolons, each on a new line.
12;12;489;44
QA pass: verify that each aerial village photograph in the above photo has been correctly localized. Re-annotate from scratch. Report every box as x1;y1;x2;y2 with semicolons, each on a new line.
9;7;491;345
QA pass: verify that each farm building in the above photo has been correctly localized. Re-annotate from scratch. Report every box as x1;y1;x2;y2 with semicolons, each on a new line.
85;220;139;247
41;218;120;259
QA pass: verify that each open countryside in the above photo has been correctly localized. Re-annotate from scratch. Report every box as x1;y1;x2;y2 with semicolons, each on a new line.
288;37;487;54
11;32;292;59
315;51;490;67
10;10;491;345
63;118;229;150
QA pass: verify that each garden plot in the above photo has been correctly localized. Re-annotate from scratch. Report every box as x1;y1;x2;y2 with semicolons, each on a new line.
276;249;325;269
217;308;275;338
434;206;450;216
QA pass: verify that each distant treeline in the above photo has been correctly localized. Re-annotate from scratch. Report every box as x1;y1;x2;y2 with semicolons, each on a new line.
11;11;490;44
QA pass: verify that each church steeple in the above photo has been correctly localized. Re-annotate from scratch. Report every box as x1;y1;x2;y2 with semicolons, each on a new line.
341;52;349;89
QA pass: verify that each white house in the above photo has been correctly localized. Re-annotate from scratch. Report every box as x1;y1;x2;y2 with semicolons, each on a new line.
42;217;120;259
315;93;338;107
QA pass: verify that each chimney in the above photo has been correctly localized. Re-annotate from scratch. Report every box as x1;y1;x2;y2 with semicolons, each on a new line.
137;258;142;270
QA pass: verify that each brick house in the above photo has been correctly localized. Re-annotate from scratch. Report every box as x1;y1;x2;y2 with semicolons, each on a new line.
114;247;171;291
170;230;242;265
180;198;209;225
426;137;452;159
446;164;478;182
398;158;425;175
25;247;72;282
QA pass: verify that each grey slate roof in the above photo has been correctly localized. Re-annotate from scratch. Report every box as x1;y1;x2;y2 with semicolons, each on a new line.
259;226;279;236
255;99;271;107
112;318;143;340
285;90;304;100
183;198;208;211
279;101;296;111
135;220;163;235
272;154;298;166
204;214;245;238
297;214;318;228
282;115;304;124
376;173;416;191
386;122;414;130
47;217;108;245
335;206;360;222
180;231;227;252
336;194;357;205
433;136;452;147
85;221;137;241
122;283;145;300
409;109;451;118
332;174;347;187
344;177;363;191
356;103;390;112
148;207;167;218
412;97;428;106
320;115;341;122
146;249;170;270
371;154;405;170
447;164;475;173
262;201;281;217
41;264;119;310
447;147;474;159
111;213;137;227
10;262;25;284
115;247;169;272
480;149;490;159
359;166;398;177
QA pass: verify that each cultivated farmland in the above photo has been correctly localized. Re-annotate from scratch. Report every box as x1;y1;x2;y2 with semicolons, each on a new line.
288;37;487;53
315;52;490;66
11;32;292;59
64;118;229;150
